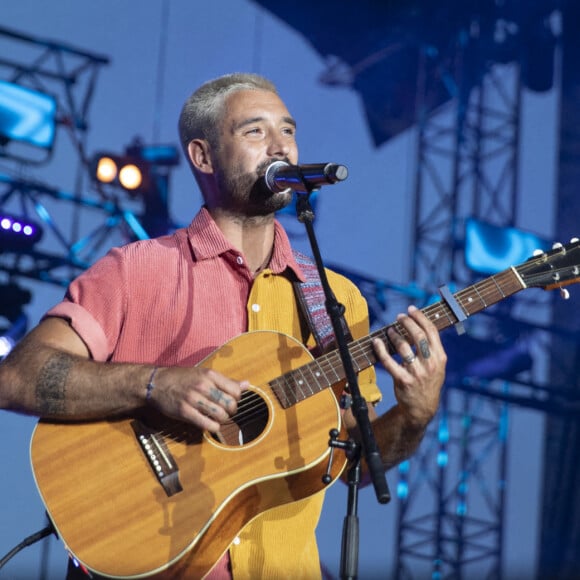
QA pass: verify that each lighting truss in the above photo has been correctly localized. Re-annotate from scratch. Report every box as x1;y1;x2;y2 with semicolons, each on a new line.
0;24;109;166
0;174;148;287
393;22;566;580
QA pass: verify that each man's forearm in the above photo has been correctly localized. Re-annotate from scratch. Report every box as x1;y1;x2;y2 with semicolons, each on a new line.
371;405;428;471
0;340;149;419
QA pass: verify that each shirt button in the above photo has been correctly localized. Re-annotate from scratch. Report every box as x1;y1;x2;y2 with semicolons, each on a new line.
233;536;241;545
236;256;244;265
251;304;261;313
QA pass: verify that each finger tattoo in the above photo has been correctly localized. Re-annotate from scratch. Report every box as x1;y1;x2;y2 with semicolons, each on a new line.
209;387;229;406
197;400;219;416
419;339;431;359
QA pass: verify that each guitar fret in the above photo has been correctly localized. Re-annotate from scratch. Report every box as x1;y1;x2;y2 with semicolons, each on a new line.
441;304;455;325
290;370;307;402
491;274;506;298
430;306;443;326
296;367;314;397
313;358;331;386
350;354;361;373
308;360;328;390
458;291;476;315
271;376;292;408
472;284;487;308
326;353;343;383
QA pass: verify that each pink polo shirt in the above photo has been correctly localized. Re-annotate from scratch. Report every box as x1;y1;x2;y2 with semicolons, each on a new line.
47;207;306;365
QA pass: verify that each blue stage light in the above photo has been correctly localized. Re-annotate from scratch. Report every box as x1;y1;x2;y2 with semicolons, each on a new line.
0;80;57;150
0;212;43;249
465;218;550;275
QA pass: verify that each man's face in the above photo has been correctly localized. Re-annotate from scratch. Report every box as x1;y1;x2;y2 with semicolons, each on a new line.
208;89;299;216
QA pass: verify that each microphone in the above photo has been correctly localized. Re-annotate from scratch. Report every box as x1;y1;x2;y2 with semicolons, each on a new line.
264;161;348;193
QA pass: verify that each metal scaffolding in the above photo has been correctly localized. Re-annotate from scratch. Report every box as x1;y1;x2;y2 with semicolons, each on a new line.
0;26;147;289
394;19;572;579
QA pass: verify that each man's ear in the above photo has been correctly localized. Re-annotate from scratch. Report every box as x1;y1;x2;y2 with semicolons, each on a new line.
187;139;214;174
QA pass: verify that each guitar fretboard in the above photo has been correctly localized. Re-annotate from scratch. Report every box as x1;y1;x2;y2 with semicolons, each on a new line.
270;267;525;409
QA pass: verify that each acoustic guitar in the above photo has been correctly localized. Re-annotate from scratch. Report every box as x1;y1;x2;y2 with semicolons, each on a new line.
30;239;580;578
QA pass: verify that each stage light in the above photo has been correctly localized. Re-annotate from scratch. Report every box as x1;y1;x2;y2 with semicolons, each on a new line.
91;140;180;194
0;211;43;249
118;163;143;190
90;141;180;236
94;156;118;183
465;218;550;275
91;152;152;195
0;80;57;163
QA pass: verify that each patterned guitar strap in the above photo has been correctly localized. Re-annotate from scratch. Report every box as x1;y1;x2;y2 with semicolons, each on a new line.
292;249;353;356
292;250;354;410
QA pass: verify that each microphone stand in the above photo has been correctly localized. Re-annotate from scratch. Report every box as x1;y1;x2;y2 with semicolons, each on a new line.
292;187;391;580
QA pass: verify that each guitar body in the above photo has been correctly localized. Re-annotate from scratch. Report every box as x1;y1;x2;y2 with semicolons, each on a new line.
30;331;346;579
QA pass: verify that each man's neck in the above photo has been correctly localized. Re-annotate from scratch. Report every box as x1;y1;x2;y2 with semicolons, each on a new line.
209;208;276;274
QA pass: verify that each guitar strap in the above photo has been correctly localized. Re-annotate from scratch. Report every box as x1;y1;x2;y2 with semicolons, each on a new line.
292;249;352;357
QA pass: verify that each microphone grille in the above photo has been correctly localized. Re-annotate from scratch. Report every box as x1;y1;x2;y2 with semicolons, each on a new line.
264;160;290;192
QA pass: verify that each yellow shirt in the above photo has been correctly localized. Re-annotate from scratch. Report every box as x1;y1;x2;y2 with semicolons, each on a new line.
229;267;381;579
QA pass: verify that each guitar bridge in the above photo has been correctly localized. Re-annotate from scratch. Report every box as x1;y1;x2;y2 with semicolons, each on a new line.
131;419;183;497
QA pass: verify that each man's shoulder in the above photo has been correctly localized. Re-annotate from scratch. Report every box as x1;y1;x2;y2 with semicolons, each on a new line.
92;228;192;280
116;227;189;258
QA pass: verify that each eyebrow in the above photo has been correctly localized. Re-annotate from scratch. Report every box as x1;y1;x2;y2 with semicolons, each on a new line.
232;115;297;132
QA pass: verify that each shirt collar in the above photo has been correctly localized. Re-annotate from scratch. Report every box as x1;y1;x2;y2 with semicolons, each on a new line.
186;207;306;282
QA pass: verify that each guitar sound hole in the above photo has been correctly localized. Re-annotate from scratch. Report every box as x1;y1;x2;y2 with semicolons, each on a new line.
211;390;269;447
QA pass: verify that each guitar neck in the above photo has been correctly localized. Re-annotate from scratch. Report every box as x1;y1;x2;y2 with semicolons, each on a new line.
271;267;526;409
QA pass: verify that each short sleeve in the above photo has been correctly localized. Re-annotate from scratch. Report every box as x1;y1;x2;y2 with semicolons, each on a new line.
44;247;127;361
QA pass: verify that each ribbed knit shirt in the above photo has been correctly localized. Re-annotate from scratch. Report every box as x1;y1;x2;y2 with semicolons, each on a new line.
48;207;380;579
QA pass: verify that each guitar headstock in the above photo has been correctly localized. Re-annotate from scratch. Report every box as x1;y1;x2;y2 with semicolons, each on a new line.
516;238;580;295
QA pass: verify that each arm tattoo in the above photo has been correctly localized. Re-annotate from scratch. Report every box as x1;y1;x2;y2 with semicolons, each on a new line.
419;339;431;359
36;352;73;415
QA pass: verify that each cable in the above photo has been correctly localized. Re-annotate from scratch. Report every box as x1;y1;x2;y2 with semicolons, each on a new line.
0;523;56;570
152;0;170;143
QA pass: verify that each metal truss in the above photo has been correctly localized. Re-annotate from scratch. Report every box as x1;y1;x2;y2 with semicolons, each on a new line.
394;39;556;579
0;25;110;165
0;173;148;287
0;27;147;289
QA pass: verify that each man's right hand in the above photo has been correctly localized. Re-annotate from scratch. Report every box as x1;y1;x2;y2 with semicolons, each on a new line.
145;366;248;433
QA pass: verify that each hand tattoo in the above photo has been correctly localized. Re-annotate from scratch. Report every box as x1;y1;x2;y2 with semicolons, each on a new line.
419;339;431;359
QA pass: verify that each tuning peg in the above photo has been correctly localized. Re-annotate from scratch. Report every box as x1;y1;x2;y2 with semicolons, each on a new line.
571;237;579;243
532;249;544;257
552;242;563;250
560;288;570;300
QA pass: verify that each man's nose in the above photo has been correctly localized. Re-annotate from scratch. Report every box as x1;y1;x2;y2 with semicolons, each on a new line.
266;132;291;158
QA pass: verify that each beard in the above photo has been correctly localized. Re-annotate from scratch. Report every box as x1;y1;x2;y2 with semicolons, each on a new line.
216;158;294;217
